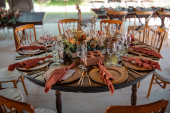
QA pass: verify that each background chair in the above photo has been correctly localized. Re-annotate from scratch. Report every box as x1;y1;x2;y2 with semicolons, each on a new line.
147;62;170;97
100;20;123;35
127;11;153;41
0;89;56;113
76;4;96;27
149;89;170;112
0;68;28;95
14;24;37;47
7;0;34;12
106;99;169;113
58;19;79;35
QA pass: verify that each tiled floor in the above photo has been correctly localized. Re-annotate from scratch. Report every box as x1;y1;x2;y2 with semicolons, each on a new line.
0;22;170;113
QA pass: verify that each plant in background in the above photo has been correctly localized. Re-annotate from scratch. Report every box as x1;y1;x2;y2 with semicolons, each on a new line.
0;8;21;25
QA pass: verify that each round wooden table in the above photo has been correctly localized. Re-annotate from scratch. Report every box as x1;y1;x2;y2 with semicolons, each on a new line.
14;49;155;113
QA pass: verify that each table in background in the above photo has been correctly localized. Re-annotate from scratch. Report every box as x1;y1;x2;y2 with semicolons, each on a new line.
0;12;46;49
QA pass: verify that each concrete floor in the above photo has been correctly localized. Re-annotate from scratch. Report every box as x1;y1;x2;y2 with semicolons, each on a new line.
0;21;170;113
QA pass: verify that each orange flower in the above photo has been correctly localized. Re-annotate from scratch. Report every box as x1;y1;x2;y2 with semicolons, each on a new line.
69;38;76;44
77;41;80;44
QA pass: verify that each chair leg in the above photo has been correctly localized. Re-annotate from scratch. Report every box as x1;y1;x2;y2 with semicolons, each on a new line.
147;74;155;97
13;80;18;89
0;83;2;90
20;75;28;95
137;82;140;88
163;83;167;89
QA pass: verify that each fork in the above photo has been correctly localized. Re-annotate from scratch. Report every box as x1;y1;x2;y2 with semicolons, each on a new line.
86;72;91;85
123;66;139;78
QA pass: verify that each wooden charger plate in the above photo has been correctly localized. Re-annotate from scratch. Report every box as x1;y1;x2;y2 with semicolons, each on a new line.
44;67;81;84
131;38;140;45
89;66;128;84
122;56;154;71
18;49;45;55
129;45;158;57
17;61;50;71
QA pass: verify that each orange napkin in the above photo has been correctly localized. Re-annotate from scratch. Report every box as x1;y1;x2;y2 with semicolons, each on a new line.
16;45;45;51
130;45;163;59
128;33;135;42
8;55;53;71
44;63;76;93
122;56;161;71
97;59;114;95
40;36;57;41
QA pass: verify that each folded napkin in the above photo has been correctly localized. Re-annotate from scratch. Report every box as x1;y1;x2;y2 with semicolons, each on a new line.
16;45;45;51
40;35;57;41
128;33;134;42
97;59;114;95
130;45;163;59
8;55;53;71
122;56;161;71
44;63;76;93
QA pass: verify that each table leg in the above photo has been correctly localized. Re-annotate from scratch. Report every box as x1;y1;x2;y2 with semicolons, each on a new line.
55;90;62;113
131;84;137;105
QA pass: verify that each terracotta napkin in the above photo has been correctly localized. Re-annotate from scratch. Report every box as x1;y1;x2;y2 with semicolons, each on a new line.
44;63;76;93
8;55;53;71
97;59;114;95
122;56;161;71
16;45;45;51
128;33;135;42
130;45;163;59
40;35;57;41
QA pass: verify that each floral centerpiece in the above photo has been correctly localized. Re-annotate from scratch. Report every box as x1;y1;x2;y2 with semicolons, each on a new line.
62;29;106;58
0;8;20;25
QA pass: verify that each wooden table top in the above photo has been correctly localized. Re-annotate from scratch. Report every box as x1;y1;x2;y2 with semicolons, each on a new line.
14;43;156;93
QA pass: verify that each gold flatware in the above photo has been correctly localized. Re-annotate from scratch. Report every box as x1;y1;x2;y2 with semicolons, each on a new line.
123;66;139;78
81;72;85;86
86;72;91;86
129;69;144;77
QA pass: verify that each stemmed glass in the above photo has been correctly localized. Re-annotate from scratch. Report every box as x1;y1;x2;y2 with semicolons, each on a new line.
57;41;64;64
114;41;121;67
77;45;83;69
110;24;116;37
81;44;88;71
124;36;131;57
107;42;115;66
51;42;59;65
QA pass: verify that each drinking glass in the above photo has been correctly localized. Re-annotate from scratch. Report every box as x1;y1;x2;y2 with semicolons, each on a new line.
110;24;116;37
114;41;121;67
124;36;131;57
77;45;83;69
57;41;64;64
81;44;88;71
51;42;59;65
107;42;115;66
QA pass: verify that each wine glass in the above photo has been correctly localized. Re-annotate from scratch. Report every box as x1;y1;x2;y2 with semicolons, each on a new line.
110;24;116;37
51;42;59;65
114;41;121;67
124;36;131;57
77;45;83;69
107;42;115;66
57;41;64;64
81;44;88;71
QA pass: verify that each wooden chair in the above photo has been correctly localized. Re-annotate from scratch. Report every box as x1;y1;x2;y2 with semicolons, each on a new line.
75;4;96;27
147;62;170;97
100;20;123;35
14;24;37;47
106;99;169;113
137;25;166;88
107;11;128;27
149;89;170;112
0;68;28;95
0;90;56;113
127;11;153;41
157;11;170;46
58;19;79;35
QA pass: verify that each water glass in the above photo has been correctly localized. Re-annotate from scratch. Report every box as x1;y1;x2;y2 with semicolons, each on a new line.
57;41;64;64
81;44;88;71
51;42;58;65
124;36;131;57
77;45;83;69
114;41;121;67
107;42;115;66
